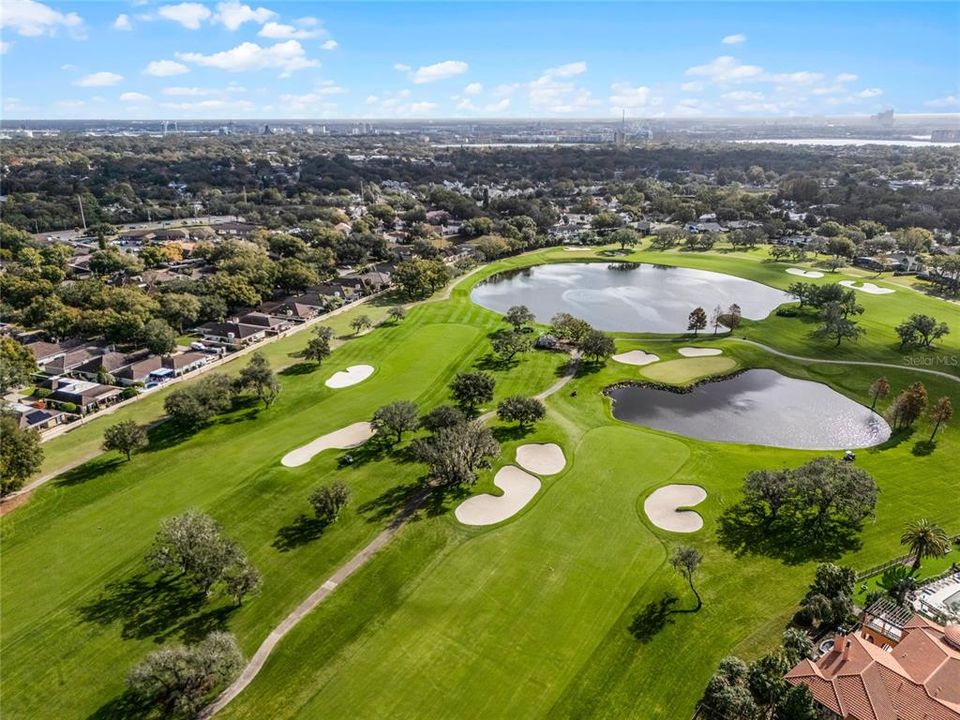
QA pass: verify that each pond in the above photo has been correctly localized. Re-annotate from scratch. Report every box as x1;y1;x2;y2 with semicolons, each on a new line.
607;369;891;449
470;263;791;333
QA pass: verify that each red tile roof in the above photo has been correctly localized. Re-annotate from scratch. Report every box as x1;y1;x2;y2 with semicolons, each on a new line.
786;619;960;720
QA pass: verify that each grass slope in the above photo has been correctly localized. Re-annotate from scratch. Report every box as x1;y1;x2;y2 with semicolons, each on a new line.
2;247;958;719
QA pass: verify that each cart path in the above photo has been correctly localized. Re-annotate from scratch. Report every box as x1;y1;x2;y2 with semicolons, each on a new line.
198;486;430;719
199;350;579;717
730;338;960;384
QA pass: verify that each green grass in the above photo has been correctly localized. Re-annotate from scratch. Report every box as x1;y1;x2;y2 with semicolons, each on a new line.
2;247;959;719
641;356;739;384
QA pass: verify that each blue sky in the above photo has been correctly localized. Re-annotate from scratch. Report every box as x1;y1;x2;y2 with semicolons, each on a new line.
1;1;958;119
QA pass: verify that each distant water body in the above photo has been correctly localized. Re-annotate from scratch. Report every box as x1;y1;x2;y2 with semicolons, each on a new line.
738;138;960;148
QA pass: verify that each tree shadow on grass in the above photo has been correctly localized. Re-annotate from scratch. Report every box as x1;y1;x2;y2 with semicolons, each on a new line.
717;503;862;565
54;456;124;488
357;480;430;523
871;426;914;452
87;691;153;720
912;440;936;456
176;603;236;644
474;353;519;372
140;421;196;454
280;362;318;377
491;424;533;444
273;514;328;552
336;436;392;469
77;573;208;642
628;594;679;643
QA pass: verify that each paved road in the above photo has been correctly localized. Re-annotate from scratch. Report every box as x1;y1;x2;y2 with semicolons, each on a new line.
33;215;240;243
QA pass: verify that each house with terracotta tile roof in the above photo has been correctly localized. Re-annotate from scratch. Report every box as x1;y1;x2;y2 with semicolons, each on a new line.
785;612;960;719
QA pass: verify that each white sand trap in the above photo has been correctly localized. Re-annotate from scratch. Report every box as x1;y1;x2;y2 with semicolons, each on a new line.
281;422;373;467
563;246;592;252
678;347;723;357
516;443;567;475
613;350;660;366
786;268;825;278
839;280;895;295
644;484;708;533
324;364;374;388
455;465;541;526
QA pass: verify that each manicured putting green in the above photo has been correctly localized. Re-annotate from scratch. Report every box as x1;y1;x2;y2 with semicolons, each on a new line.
641;356;738;384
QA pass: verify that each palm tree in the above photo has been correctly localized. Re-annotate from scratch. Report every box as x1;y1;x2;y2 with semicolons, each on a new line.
900;519;951;572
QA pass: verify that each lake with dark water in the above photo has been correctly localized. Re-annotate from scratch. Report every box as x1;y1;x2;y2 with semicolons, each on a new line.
470;262;791;333
607;369;891;449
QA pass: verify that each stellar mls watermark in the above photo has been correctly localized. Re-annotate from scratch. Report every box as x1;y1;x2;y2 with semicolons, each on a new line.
903;354;960;367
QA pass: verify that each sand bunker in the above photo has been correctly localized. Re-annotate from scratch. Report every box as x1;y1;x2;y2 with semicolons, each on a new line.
643;484;707;533
325;364;375;388
281;422;374;467
786;268;825;278
455;466;542;526
515;443;567;475
613;350;660;366
678;347;723;358
839;280;895;295
563;246;592;251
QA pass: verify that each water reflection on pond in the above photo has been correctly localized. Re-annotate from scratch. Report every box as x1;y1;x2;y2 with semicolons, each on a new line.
608;369;891;449
471;262;791;333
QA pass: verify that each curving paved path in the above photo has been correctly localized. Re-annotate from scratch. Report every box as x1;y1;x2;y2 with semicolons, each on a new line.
730;338;960;384
200;350;579;717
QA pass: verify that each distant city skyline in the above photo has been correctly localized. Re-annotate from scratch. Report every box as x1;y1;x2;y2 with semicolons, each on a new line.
1;1;958;120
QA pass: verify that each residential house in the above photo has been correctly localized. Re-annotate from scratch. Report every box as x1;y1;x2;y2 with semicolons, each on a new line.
73;350;148;382
196;321;268;348
41;346;109;376
162;351;211;377
785;607;960;720
214;222;258;239
115;356;166;386
45;378;123;414
259;299;323;321
26;338;87;370
236;312;290;334
9;402;67;431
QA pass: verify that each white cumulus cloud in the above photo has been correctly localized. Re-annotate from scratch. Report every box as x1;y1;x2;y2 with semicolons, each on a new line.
113;14;132;31
528;62;595;113
924;95;959;108
609;82;654;108
464;82;483;95
144;59;190;77
1;0;84;38
75;71;123;87
402;60;469;84
257;21;320;39
722;33;746;45
177;41;319;75
321;39;338;51
214;1;276;30
157;3;212;30
120;92;151;102
484;98;510;112
686;56;763;83
858;87;883;98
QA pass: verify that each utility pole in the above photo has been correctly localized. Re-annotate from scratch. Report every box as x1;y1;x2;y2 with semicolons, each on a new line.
77;195;87;231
